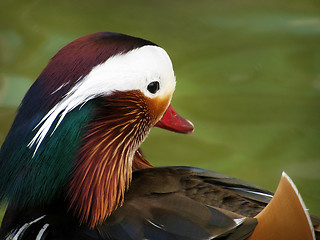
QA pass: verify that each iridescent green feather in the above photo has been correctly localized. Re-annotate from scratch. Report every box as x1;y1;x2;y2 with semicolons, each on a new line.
0;101;95;206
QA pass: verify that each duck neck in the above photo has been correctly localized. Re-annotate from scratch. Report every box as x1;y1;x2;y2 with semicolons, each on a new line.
67;92;152;228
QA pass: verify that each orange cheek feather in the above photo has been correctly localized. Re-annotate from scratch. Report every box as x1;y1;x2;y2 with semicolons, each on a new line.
146;94;172;125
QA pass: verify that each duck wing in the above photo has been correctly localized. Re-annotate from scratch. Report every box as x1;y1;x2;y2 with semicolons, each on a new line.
96;166;269;240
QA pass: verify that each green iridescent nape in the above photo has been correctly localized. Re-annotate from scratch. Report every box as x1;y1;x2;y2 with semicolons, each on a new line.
0;101;96;206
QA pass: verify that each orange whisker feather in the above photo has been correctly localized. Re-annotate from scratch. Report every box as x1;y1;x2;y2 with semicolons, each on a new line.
67;91;154;227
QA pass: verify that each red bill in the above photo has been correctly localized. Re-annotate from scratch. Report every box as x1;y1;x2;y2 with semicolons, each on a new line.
155;104;194;134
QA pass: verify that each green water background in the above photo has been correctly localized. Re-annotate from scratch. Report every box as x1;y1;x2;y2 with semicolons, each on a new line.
1;0;319;221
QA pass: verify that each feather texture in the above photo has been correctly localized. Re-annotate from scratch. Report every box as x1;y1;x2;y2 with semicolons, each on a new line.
68;91;154;227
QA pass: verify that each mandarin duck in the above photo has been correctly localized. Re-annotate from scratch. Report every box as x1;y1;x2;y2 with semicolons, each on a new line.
0;32;319;240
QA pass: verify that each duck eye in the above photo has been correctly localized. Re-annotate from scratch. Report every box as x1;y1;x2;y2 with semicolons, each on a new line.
147;81;160;94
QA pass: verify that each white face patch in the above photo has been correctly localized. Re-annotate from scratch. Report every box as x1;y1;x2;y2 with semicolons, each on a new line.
82;45;176;99
28;45;176;155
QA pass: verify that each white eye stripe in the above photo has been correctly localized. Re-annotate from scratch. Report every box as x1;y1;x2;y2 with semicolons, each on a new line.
28;45;176;155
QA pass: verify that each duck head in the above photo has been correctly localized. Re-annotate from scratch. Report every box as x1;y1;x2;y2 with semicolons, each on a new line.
0;32;193;227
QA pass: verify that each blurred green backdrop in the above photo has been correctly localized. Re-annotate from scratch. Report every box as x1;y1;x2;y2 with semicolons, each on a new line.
0;0;319;222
